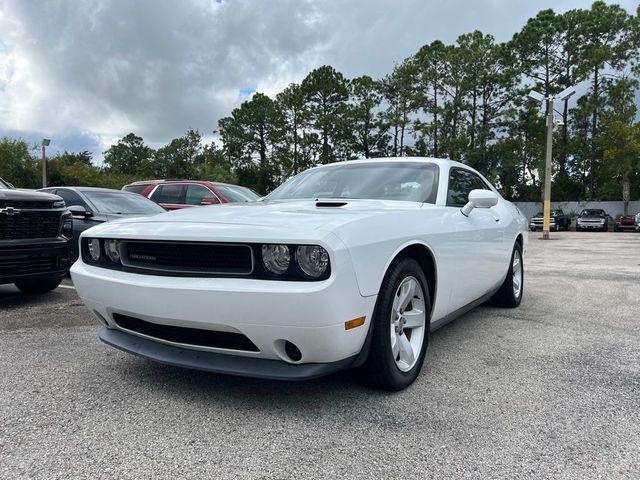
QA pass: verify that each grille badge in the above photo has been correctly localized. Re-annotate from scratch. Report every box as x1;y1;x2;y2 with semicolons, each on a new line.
129;253;157;261
0;207;21;216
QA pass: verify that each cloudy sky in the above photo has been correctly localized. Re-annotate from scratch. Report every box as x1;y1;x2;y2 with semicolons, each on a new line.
0;0;637;162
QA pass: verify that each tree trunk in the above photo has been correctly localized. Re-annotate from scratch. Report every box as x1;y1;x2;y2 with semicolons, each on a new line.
623;171;630;215
433;80;438;158
590;65;599;199
293;112;299;174
322;129;329;164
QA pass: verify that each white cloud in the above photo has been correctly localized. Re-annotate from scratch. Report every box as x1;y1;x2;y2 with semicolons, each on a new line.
0;0;637;160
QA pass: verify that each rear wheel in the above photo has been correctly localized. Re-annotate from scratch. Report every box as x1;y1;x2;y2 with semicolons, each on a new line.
364;257;430;391
491;243;523;308
15;277;62;294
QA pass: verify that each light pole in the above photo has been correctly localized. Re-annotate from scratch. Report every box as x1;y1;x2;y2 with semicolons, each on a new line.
528;87;575;240
41;138;50;188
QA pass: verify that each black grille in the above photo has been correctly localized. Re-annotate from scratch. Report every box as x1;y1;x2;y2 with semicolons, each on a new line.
112;313;260;352
0;200;56;209
0;251;58;275
122;241;253;275
0;211;61;240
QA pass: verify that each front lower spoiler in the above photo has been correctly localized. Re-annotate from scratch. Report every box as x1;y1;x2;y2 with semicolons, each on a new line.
99;328;358;381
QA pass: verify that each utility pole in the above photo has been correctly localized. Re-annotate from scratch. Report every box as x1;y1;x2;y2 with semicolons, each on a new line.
528;87;576;240
542;97;553;240
41;138;50;188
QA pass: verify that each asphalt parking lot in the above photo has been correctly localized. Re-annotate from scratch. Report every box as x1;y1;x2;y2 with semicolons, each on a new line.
1;232;639;479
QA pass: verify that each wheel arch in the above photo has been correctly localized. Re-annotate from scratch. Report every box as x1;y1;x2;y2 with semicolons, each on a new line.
385;242;437;320
515;233;523;250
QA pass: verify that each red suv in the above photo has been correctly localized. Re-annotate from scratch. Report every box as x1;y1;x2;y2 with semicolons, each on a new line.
122;180;261;210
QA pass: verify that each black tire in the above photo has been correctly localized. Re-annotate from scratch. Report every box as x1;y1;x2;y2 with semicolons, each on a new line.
491;242;523;308
15;277;62;294
363;257;431;391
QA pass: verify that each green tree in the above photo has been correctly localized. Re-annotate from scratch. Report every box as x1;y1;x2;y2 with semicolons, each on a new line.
153;129;204;179
219;93;284;193
301;65;349;164
103;133;154;175
598;78;640;211
413;40;447;157
276;83;308;175
575;0;639;198
380;60;416;157
343;75;385;158
0;138;39;188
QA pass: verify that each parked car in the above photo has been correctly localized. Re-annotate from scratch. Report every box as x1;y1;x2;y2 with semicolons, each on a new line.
38;187;166;263
1;177;72;293
613;215;637;232
636;212;640;232
529;209;571;232
71;158;528;391
122;179;260;210
575;209;609;231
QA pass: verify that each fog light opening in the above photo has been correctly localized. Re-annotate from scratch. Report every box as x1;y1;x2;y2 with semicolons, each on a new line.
285;341;302;362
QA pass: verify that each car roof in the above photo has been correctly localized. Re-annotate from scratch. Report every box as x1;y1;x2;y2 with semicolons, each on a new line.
44;186;140;195
126;179;213;186
308;156;468;170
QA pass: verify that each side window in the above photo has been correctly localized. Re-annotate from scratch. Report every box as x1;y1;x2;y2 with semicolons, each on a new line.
150;184;185;204
185;184;218;205
56;189;89;210
446;169;489;207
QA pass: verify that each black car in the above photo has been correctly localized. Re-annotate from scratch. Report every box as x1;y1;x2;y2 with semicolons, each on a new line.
575;209;609;232
1;177;72;293
529;209;571;232
39;187;166;262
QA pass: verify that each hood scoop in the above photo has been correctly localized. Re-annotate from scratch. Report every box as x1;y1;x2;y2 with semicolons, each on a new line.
315;200;347;208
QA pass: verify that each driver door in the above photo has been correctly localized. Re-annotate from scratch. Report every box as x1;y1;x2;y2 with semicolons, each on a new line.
445;168;505;310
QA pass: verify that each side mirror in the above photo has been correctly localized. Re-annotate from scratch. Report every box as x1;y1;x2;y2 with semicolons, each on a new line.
200;197;219;205
461;189;499;217
68;205;92;218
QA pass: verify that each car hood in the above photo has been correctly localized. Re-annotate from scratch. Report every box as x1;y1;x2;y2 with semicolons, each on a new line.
579;215;605;220
0;189;61;202
81;199;426;242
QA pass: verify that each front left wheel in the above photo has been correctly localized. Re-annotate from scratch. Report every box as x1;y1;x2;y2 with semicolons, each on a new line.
364;257;430;391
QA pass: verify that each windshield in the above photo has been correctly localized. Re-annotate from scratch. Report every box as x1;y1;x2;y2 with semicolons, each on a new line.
122;184;148;195
581;209;605;216
84;191;166;214
0;178;10;189
267;162;440;203
215;184;260;202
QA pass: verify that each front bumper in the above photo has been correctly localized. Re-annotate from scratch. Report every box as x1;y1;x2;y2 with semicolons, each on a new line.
100;328;359;380
0;238;70;285
71;254;377;376
529;221;556;230
577;223;605;229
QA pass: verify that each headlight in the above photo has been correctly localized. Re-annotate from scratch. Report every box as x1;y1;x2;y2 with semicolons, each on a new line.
262;244;290;275
104;239;121;263
295;245;329;278
62;219;73;239
88;238;101;262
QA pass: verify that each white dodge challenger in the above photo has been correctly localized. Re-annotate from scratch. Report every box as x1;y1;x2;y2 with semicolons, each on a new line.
71;158;527;390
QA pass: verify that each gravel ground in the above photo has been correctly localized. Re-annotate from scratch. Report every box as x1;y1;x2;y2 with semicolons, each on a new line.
1;232;639;479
